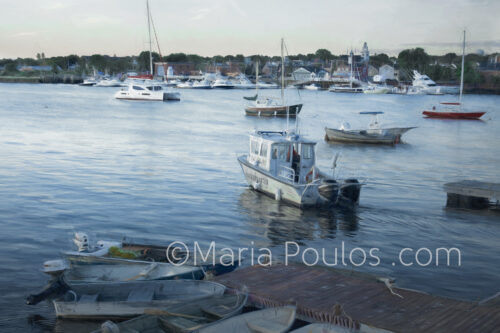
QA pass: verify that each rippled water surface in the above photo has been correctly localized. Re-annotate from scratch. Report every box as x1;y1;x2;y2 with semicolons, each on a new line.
0;83;499;331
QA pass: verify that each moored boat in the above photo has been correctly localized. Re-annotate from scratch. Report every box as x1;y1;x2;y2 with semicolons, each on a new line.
238;130;362;207
422;31;485;120
115;83;180;101
325;112;415;144
198;306;296;333
50;279;226;319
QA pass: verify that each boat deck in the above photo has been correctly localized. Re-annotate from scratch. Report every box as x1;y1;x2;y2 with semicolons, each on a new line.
215;263;500;333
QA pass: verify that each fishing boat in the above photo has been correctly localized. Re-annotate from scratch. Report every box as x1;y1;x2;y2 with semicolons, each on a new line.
92;290;248;333
198;306;296;333
238;130;362;207
422;31;485;120
50;279;226;319
325;112;416;144
115;83;180;101
245;39;303;117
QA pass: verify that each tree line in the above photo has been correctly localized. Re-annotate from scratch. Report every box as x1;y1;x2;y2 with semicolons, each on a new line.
1;48;493;84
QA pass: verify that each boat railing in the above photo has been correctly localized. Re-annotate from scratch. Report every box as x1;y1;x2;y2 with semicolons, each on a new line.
279;166;295;182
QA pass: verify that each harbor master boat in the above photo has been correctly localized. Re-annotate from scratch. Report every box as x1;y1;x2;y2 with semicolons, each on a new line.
237;130;362;208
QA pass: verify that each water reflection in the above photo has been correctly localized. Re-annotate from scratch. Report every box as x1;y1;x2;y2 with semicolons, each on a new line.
237;189;358;246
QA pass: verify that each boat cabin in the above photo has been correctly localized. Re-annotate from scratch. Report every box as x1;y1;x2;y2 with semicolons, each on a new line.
248;131;316;184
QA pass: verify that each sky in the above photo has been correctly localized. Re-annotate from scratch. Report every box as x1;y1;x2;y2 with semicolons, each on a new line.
0;0;499;59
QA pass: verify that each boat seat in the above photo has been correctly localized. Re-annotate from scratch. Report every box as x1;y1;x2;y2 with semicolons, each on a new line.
126;288;155;302
159;316;203;331
247;320;286;333
78;294;99;303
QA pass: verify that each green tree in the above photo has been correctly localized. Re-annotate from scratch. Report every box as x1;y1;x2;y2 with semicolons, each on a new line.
164;53;188;63
138;51;160;72
397;48;429;73
315;48;333;62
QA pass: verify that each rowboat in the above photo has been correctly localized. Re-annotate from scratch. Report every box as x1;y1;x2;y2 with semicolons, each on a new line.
51;279;226;319
92;289;248;333
325;112;415;145
197;306;296;333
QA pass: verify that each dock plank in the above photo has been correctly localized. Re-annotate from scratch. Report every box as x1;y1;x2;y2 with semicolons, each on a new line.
215;263;500;333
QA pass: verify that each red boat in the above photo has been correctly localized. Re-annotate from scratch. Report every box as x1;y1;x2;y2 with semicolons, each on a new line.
422;31;486;121
422;109;485;119
128;74;153;80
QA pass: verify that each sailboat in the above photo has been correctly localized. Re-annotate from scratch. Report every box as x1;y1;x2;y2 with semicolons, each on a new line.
117;0;180;101
422;31;485;119
329;50;364;93
244;39;303;117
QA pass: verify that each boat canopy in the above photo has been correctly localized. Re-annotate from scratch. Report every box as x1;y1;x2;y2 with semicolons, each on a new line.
360;111;384;115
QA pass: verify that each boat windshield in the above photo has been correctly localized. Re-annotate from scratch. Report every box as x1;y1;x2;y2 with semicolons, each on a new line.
146;86;162;91
132;86;145;90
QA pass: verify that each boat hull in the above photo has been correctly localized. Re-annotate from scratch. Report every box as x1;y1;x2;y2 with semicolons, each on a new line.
238;156;321;207
245;104;302;117
422;111;485;119
324;127;414;144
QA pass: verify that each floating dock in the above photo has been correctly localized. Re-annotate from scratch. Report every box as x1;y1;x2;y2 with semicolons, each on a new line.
215;263;500;332
444;180;500;209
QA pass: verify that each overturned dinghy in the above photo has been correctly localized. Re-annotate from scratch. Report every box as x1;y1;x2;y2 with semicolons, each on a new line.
238;130;362;208
93;289;248;333
52;279;225;319
198;306;296;333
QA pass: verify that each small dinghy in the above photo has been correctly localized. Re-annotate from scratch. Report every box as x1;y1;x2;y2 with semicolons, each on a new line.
63;233;240;276
325;112;415;145
51;279;226;319
197;306;296;333
93;289;248;332
60;256;204;283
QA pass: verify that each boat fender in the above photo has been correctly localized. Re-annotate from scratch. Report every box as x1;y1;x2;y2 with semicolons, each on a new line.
305;167;318;183
275;189;282;201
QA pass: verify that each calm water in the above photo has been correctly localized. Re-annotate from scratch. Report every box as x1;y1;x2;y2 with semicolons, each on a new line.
0;83;499;332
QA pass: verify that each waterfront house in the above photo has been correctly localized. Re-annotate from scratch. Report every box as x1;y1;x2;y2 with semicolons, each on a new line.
379;64;395;80
292;67;313;82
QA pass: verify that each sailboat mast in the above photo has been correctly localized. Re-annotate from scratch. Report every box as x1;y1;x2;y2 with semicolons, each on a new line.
350;50;353;89
256;60;259;95
459;30;465;103
281;38;289;130
147;0;153;76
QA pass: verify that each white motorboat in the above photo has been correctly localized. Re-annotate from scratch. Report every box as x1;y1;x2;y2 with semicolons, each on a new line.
115;83;180;101
325;112;416;144
304;83;321;91
233;74;255;89
177;80;194;88
257;82;279;89
237;130;362;207
95;78;123;87
80;77;98;86
411;70;459;95
211;78;235;89
363;85;390;94
192;79;213;89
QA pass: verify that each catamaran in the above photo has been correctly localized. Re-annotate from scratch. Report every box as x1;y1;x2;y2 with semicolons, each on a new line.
244;39;303;117
422;31;485;119
115;0;180;101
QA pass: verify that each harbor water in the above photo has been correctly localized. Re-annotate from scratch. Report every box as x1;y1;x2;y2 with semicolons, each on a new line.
0;83;499;331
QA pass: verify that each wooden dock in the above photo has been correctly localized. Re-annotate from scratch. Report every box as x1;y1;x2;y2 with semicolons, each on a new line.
215;264;500;333
444;180;500;209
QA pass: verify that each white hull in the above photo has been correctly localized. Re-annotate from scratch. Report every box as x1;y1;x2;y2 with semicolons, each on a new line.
238;156;322;207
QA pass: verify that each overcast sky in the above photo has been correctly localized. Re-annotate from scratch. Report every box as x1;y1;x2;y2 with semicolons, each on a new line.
1;0;499;59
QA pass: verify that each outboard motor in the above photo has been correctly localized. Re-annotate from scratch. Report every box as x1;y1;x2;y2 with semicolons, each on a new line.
26;276;70;305
73;232;89;252
318;179;339;203
340;178;361;205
